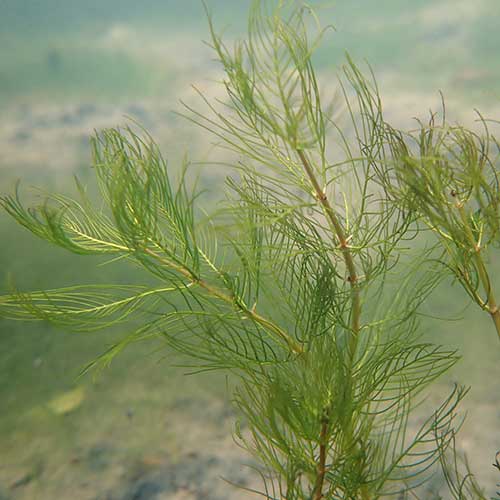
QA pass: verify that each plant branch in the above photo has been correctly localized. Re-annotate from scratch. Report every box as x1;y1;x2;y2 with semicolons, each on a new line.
142;247;304;354
456;202;500;341
296;149;361;345
297;149;363;500
313;417;329;500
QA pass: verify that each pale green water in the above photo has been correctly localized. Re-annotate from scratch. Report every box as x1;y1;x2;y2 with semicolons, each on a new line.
1;2;499;498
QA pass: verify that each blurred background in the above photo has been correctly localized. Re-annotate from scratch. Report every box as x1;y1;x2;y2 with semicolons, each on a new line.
1;1;499;499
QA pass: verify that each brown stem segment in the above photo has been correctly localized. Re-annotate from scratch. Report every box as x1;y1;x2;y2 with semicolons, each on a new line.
297;149;361;345
456;204;500;342
297;149;363;499
142;247;304;354
491;309;500;340
475;255;500;341
313;418;329;500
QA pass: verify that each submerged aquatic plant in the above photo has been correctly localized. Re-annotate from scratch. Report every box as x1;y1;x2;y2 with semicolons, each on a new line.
1;1;498;498
365;102;500;342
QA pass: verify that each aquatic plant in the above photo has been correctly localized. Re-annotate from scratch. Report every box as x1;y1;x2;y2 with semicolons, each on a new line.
1;1;498;498
364;96;500;342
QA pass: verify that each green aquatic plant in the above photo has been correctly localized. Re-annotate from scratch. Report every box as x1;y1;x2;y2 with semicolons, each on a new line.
1;1;498;498
351;86;500;341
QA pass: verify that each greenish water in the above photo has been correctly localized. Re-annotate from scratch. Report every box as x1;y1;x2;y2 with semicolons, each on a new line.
1;1;500;498
1;0;499;105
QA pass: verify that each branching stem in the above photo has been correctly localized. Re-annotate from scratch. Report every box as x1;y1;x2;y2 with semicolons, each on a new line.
297;149;363;499
313;418;329;500
456;203;500;341
297;149;361;345
142;247;304;354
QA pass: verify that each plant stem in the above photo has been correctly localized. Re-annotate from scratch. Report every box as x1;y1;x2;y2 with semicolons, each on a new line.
142;247;304;354
297;149;361;345
456;204;500;341
313;418;329;500
474;253;500;340
297;149;363;499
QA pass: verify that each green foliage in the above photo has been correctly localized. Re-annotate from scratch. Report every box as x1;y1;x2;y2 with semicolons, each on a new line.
367;98;500;341
1;1;499;498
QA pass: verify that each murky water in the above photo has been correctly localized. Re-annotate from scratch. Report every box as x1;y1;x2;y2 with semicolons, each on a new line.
1;1;500;498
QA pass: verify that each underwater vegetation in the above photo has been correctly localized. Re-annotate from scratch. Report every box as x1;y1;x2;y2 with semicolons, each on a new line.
2;1;500;498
